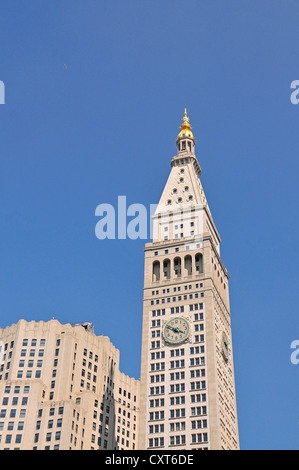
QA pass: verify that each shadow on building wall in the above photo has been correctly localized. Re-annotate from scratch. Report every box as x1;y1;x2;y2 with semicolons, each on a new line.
98;359;118;450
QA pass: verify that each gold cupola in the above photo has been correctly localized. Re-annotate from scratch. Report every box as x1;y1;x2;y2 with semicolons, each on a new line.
176;108;196;155
177;108;194;141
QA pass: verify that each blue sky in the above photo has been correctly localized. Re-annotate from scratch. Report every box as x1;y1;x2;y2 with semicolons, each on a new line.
0;1;299;450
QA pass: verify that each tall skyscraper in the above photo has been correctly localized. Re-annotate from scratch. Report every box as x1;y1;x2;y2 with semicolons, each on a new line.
139;110;239;450
0;319;140;450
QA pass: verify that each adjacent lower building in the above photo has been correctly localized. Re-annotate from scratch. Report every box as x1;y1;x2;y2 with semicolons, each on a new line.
0;319;140;450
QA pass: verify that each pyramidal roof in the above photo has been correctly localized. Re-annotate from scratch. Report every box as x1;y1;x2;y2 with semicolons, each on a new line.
155;110;211;218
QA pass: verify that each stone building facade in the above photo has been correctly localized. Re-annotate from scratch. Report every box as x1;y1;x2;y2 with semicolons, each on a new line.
0;319;139;450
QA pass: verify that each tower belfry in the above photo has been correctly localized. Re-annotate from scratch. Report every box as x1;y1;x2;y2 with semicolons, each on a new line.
139;110;239;450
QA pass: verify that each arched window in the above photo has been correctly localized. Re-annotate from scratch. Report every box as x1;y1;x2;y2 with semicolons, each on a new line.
174;257;181;278
195;253;203;274
163;259;171;280
152;261;160;282
184;255;192;276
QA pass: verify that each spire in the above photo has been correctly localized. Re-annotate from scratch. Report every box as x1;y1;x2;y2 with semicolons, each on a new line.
177;108;194;141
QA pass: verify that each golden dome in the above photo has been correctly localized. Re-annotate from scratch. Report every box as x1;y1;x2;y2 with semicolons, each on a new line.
177;108;194;140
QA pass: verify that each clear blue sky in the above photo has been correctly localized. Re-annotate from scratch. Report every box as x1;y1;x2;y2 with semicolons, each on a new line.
0;1;299;450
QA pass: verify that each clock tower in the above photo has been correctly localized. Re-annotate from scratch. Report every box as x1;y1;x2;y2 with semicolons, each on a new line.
139;110;239;450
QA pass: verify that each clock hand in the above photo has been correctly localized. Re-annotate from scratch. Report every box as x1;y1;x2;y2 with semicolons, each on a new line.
166;325;184;334
174;327;184;334
166;325;175;332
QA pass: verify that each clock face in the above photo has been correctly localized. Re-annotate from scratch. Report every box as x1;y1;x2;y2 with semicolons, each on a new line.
163;317;190;345
222;331;229;361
